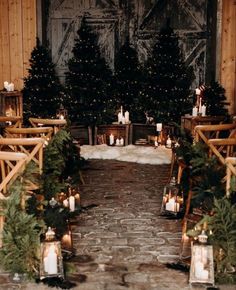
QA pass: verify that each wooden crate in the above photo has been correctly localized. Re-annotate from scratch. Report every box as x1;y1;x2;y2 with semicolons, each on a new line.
0;91;23;117
70;125;93;145
95;124;130;145
129;123;157;145
181;115;226;137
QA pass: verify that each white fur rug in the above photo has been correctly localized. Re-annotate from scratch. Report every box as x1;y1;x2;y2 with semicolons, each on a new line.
80;144;172;165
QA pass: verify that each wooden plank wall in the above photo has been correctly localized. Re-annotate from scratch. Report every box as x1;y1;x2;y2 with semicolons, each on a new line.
220;0;236;114
0;0;37;91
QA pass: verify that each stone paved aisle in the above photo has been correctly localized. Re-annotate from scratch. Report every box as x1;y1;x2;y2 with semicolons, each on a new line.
0;160;235;290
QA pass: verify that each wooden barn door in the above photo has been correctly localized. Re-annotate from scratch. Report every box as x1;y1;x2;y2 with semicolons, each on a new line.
46;0;216;87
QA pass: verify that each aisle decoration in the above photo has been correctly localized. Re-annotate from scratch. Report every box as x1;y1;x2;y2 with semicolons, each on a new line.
80;144;172;165
189;229;214;285
161;177;183;217
40;227;64;279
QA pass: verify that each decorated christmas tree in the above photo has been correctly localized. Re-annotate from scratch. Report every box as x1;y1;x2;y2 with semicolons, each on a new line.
114;38;144;122
65;17;114;125
23;38;63;120
144;20;193;123
202;81;229;116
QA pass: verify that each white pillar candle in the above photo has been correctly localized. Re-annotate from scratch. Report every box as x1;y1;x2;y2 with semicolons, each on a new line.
195;88;201;95
44;245;58;274
69;196;75;212
192;106;198;116
120;137;124;146
201;105;206;116
118;112;122;123
198;97;202;114
154;140;158;147
124;111;129;123
156;123;162;132
175;202;180;212
63;198;69;208
116;138;120;146
165;197;175;211
109;134;114;145
166;137;172;148
4;81;8;90
195;260;204;278
121;116;126;124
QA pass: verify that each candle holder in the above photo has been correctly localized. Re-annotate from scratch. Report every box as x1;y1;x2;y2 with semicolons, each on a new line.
61;221;74;256
189;231;214;286
39;227;64;280
56;104;67;120
160;177;184;217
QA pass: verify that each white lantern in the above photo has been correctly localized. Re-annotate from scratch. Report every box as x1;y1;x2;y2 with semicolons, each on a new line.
189;231;214;286
40;227;64;279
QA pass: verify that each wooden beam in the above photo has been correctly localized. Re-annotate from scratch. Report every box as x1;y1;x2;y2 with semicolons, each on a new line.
220;0;236;114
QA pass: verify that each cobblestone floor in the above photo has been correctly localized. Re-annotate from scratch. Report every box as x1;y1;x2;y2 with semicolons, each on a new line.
0;159;235;290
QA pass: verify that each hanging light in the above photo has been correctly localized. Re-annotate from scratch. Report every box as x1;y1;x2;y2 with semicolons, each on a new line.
39;227;64;279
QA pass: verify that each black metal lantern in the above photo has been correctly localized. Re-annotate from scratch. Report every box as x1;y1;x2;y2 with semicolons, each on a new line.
161;177;183;216
40;227;64;279
56;104;67;120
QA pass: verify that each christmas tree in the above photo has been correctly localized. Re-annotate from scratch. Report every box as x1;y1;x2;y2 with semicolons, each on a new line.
144;20;193;123
202;81;229;116
65;17;114;125
23;38;63;120
114;38;144;122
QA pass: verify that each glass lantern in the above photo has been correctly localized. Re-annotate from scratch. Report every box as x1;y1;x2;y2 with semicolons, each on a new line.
39;227;64;280
56;104;67;120
61;221;73;254
161;177;183;217
189;231;214;286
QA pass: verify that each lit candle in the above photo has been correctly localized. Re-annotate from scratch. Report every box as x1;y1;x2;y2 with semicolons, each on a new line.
192;106;198;116
61;232;72;249
120;137;124;146
69;196;75;212
165;197;175;211
156;123;162;132
166;137;172;149
195;88;201;95
201;105;206;116
116;138;120;146
124;111;129;123
74;193;80;205
198;98;202;114
59;114;64;120
109;134;114;145
118;112;122;123
175;202;180;212
44;245;58;274
63;198;69;208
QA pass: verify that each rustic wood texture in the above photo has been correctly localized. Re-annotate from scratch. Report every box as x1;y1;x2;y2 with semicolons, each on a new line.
47;0;213;89
0;90;23;116
0;0;37;90
220;0;236;114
